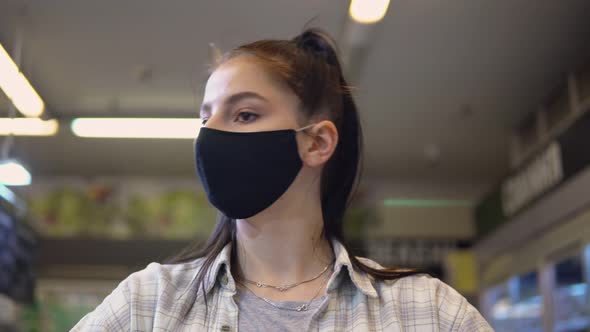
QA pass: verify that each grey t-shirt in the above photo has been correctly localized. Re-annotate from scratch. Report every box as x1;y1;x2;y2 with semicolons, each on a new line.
235;285;328;332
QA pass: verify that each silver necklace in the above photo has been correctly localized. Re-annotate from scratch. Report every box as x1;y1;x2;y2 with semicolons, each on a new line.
240;261;332;292
237;276;328;312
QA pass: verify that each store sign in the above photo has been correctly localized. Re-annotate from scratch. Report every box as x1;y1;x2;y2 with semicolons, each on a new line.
476;110;590;238
365;238;467;267
501;142;564;216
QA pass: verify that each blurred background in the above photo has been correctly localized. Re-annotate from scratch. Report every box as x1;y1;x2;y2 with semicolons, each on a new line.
1;0;590;331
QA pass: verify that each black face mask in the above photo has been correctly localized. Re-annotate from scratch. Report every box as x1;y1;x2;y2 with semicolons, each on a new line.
194;125;314;219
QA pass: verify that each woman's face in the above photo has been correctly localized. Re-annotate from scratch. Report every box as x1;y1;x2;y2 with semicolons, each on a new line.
200;56;303;132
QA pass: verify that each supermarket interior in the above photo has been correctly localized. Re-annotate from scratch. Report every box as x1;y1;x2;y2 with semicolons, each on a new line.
1;1;590;331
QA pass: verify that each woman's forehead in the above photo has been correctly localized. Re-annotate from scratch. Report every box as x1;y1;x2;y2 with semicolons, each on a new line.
203;57;296;107
205;59;270;100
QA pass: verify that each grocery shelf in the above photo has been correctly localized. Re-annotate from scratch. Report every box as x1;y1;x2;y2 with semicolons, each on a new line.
35;237;199;271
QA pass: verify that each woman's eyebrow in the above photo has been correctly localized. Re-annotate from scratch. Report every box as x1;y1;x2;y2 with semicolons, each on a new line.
200;91;269;118
225;91;269;106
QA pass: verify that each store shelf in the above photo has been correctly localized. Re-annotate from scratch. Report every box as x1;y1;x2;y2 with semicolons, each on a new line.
36;237;198;269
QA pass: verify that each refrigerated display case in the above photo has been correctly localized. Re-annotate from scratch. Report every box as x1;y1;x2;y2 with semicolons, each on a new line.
485;271;543;332
483;242;590;332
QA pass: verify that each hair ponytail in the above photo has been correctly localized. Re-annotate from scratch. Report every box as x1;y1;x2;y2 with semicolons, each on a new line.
297;31;419;279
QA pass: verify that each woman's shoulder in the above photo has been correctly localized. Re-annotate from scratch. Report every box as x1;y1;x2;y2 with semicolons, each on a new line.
357;257;493;331
124;258;207;296
377;271;461;305
357;256;455;294
70;258;207;331
131;258;206;280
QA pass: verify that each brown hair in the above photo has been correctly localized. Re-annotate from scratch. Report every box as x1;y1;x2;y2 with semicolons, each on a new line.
169;28;420;314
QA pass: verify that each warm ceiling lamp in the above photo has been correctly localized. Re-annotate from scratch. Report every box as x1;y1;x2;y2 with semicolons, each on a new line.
349;0;391;24
71;118;201;139
0;43;45;117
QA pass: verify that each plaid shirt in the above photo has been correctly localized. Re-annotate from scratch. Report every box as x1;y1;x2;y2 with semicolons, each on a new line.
71;240;492;331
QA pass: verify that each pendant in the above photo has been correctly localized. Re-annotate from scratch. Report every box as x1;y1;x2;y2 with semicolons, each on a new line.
256;281;263;288
295;304;308;312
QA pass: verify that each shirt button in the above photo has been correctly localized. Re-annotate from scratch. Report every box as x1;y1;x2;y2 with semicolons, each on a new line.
220;325;231;331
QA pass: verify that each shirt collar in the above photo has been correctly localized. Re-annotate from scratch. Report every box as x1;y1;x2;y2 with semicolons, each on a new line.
203;242;234;294
201;238;378;298
328;239;378;298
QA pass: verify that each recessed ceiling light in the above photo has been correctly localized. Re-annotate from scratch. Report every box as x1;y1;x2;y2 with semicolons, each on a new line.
0;159;31;186
349;0;391;24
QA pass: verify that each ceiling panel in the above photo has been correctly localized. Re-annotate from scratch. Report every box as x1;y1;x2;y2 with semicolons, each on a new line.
1;0;590;193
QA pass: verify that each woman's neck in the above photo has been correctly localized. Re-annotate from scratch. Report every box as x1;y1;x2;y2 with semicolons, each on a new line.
233;174;334;287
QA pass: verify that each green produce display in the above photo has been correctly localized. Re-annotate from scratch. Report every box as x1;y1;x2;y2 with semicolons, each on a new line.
26;184;216;240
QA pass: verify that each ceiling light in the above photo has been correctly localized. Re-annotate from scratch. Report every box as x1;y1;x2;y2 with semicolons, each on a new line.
349;0;391;24
0;43;45;117
0;160;32;186
383;199;471;208
71;118;201;139
0;118;58;136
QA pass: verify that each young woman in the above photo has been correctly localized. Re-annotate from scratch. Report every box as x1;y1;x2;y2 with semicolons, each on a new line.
72;29;492;331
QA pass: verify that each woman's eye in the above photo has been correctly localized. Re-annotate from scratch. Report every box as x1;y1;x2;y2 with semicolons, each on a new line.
236;111;258;123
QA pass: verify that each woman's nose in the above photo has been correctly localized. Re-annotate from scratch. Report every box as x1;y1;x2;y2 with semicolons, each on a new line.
202;111;224;130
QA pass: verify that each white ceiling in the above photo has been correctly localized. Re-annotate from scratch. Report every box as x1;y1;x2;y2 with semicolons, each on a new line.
1;0;590;196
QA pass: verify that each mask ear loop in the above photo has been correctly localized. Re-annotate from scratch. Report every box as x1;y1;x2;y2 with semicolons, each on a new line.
295;123;317;133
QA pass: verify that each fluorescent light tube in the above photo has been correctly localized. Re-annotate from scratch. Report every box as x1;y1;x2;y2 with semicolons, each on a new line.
71;118;201;139
383;199;472;208
0;118;58;136
0;43;45;117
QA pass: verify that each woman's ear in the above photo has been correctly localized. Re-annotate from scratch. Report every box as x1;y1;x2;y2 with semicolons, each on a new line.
299;120;338;167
